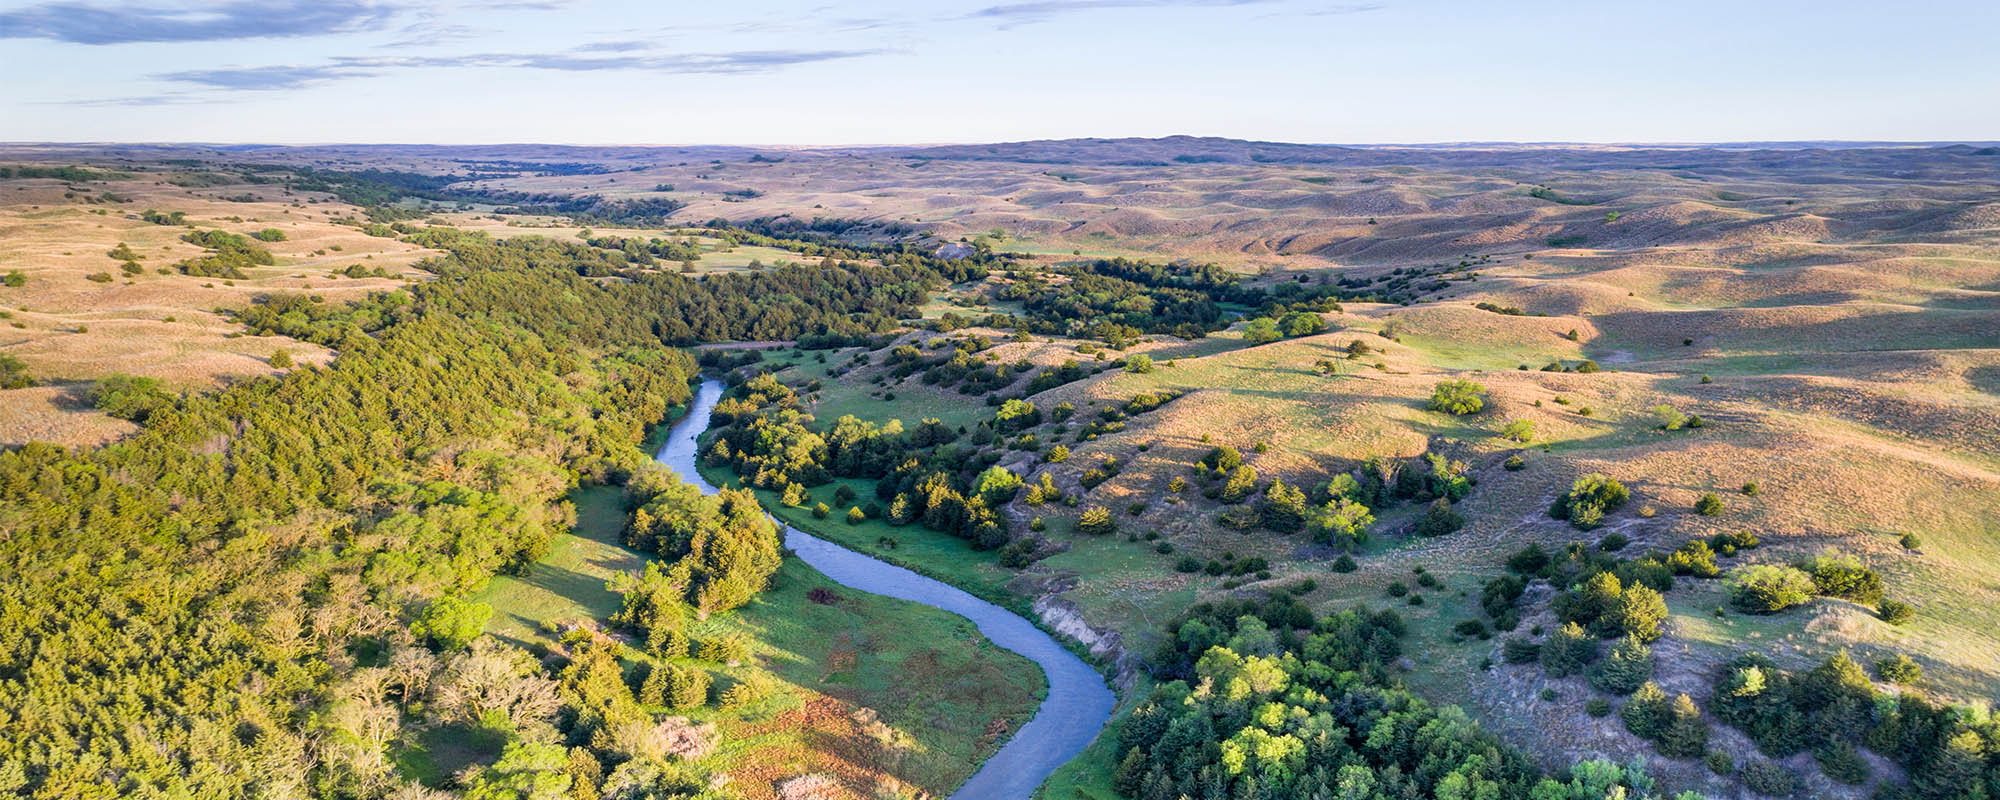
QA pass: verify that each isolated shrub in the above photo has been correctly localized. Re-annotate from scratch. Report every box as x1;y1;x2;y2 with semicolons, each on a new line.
1198;445;1242;475
844;507;865;525
1729;564;1815;613
1504;454;1525;471
1705;751;1734;776
1898;532;1922;551
1500;418;1536;442
1877;598;1915;625
1741;481;1760;496
1330;555;1357;573
1694;493;1725;516
1123;353;1155;373
1586;698;1612;717
1875;653;1922;684
1076;506;1116;536
0;355;32;389
1428;378;1488;415
1652;404;1688;431
269;350;293;369
812;502;830;519
1553;473;1628;530
1174;556;1201;573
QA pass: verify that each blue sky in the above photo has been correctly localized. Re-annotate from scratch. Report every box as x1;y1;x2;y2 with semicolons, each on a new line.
3;0;1996;144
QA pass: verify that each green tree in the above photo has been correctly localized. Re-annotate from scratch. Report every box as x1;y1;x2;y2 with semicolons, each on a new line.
88;374;175;422
269;349;293;369
462;740;572;800
1729;564;1815;613
1694;493;1725;515
1242;317;1282;344
1658;693;1710;758
1428;378;1487;415
413;596;492;651
1257;478;1309;533
1124;353;1155;373
1077;506;1116;536
1415;497;1464;537
1539;622;1597;678
1621;682;1671;740
1588;634;1654;695
1217;463;1259;504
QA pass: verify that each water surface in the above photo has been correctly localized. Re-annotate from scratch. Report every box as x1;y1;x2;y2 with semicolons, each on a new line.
654;379;1116;800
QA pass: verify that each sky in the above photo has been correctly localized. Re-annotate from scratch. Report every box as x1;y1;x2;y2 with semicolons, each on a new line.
2;0;1997;145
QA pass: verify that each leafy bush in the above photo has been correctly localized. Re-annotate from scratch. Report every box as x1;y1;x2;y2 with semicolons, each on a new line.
1800;548;1883;604
412;596;492;650
1875;652;1922;684
1551;473;1628;530
1414;497;1464;537
1427;378;1488;415
1877;598;1915;625
1652;404;1688;430
1077;506;1116;536
1694;493;1725;515
0;355;32;389
1123;353;1155;373
1729;564;1815;613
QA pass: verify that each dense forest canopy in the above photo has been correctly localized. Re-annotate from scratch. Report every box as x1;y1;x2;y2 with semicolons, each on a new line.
0;214;995;797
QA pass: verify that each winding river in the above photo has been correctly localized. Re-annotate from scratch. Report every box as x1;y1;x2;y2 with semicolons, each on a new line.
654;379;1116;800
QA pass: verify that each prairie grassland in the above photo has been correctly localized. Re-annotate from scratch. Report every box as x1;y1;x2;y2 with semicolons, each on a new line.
0;173;429;445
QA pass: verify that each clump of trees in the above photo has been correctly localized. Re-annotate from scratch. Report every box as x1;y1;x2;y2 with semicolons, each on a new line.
1709;648;1998;795
1118;591;1711;800
175;229;275;278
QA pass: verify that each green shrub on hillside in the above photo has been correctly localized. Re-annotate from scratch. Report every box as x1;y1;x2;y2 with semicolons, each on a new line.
1428;378;1488;415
